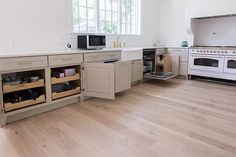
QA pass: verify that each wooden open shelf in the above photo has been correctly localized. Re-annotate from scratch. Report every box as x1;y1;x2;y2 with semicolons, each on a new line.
52;87;81;100
51;73;80;85
4;95;46;112
3;79;45;94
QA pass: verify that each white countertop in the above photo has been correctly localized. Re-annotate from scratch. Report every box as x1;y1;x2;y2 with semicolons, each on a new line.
0;46;188;58
0;48;122;58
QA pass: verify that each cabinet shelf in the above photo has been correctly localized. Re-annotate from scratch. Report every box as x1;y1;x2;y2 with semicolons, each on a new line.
4;95;46;112
52;87;81;100
3;79;45;94
51;73;80;85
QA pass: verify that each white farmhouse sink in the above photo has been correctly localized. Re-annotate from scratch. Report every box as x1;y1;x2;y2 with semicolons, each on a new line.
121;48;143;61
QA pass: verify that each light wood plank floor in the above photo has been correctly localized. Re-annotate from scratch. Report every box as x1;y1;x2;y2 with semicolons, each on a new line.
1;79;236;157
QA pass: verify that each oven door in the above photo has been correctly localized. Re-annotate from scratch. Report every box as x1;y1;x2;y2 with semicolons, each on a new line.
189;54;224;72
224;56;236;74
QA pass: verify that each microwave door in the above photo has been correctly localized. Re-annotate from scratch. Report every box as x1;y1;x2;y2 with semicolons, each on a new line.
88;35;106;49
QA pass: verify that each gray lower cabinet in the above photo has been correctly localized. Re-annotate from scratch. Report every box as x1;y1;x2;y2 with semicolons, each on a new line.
131;60;143;83
82;59;131;100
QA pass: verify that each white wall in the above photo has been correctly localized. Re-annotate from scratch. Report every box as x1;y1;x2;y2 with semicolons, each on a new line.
194;16;236;46
0;0;159;54
157;0;236;47
157;0;190;47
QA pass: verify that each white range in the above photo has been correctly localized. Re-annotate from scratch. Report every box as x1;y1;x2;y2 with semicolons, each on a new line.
188;47;236;81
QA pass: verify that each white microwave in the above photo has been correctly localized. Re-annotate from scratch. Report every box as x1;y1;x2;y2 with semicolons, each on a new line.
77;35;106;50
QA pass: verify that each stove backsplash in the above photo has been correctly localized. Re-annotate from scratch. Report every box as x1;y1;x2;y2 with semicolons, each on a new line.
192;15;236;47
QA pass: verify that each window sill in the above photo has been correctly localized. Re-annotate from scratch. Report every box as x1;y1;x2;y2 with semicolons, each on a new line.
70;32;142;37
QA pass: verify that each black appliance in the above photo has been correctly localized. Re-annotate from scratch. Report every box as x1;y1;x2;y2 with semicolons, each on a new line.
143;49;156;73
77;35;106;50
143;48;177;80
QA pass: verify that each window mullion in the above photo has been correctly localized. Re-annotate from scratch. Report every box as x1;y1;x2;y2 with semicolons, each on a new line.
130;3;132;34
78;0;80;32
125;0;128;34
119;0;122;34
86;0;88;32
111;1;113;33
97;0;100;32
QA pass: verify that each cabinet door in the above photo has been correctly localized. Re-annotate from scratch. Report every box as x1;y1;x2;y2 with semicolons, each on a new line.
179;62;188;76
115;61;131;93
82;62;115;99
168;54;180;75
131;60;143;82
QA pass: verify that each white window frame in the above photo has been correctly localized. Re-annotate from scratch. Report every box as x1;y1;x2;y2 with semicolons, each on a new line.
72;0;141;35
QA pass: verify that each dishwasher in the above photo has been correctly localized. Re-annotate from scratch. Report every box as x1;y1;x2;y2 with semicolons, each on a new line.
143;49;177;80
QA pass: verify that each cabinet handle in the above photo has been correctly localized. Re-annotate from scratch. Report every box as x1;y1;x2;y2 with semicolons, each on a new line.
17;61;33;65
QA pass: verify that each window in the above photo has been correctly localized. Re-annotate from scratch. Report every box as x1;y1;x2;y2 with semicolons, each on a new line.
121;0;140;34
99;0;119;33
72;0;141;35
73;0;96;33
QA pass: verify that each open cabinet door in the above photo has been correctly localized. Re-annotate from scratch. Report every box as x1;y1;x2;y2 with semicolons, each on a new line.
115;61;131;93
82;62;115;99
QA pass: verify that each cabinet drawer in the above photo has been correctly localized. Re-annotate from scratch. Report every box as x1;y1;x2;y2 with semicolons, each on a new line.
84;51;121;62
49;54;83;66
0;56;47;72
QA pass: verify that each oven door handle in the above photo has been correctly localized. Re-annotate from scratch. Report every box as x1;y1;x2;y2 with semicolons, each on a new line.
190;55;224;59
225;57;236;60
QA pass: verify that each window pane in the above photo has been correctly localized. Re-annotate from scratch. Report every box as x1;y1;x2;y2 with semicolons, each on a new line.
73;0;79;32
112;0;118;11
100;10;105;20
80;20;87;32
126;24;131;34
88;20;96;32
131;24;136;34
79;7;87;19
100;20;106;33
79;0;86;7
100;0;105;10
106;11;112;21
131;16;136;25
88;9;95;20
106;0;112;11
88;0;95;8
122;23;126;34
112;12;118;24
